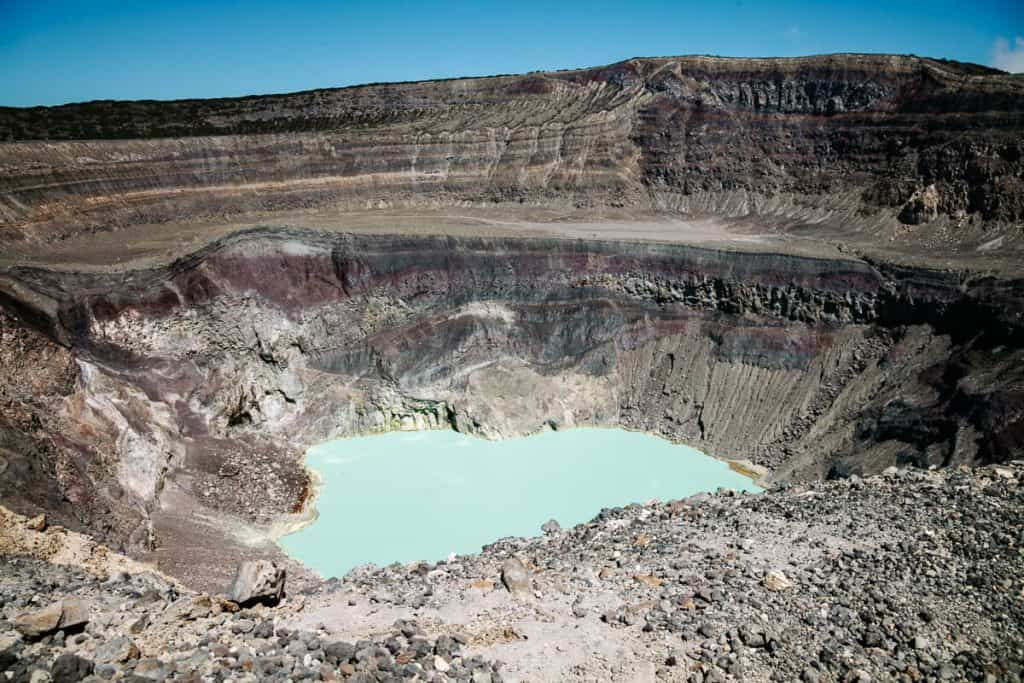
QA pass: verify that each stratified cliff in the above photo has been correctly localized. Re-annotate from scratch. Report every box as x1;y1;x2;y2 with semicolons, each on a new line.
1;54;1022;250
1;227;1022;590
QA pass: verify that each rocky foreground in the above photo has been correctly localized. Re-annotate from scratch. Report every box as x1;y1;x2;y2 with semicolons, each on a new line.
2;462;1022;682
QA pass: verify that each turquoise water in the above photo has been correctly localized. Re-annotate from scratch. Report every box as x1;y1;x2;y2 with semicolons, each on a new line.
280;428;760;578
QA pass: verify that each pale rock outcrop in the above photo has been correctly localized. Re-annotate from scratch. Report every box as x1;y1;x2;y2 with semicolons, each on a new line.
227;560;286;605
500;557;532;597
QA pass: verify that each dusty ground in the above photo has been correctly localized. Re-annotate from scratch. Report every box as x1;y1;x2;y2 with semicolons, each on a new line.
5;207;1022;276
0;209;842;269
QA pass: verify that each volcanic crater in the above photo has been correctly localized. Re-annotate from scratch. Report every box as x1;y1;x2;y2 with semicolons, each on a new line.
1;54;1022;683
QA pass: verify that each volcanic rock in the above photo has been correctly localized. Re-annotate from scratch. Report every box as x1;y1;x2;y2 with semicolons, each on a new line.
541;519;561;535
92;635;140;664
49;654;93;683
763;569;793;591
500;557;532;597
15;599;90;639
227;560;286;606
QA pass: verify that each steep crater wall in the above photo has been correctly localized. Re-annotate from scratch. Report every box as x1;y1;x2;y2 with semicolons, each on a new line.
1;230;1022;586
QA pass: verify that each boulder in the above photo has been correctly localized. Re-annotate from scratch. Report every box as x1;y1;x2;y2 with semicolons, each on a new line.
324;640;356;664
59;598;90;629
541;519;561;535
93;635;140;664
500;557;532;597
738;625;767;648
15;599;90;639
15;602;61;637
163;595;213;622
227;560;285;605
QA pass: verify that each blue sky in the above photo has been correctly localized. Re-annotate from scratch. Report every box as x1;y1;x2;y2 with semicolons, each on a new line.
1;0;1022;107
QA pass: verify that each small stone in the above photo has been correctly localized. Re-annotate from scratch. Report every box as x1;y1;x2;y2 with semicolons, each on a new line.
254;620;275;639
227;560;286;606
231;618;255;634
861;628;883;648
500;557;532;597
738;626;766;648
324;641;356;664
763;570;792;591
133;658;165;678
634;574;664;588
434;655;451;672
26;514;47;531
850;669;871;683
913;635;930;650
697;623;717;638
541;519;561;535
93;635;140;664
128;614;150;635
163;594;212;622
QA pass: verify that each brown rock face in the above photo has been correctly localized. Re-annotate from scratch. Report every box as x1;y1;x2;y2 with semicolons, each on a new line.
15;598;90;639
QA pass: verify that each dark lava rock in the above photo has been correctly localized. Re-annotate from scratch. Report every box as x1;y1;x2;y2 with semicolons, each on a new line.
50;653;94;683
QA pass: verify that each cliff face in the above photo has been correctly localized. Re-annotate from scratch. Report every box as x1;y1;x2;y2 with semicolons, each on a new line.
2;229;1022;587
1;54;1022;247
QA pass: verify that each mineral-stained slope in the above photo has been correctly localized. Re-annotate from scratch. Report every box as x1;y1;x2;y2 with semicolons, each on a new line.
0;52;1022;681
2;227;1022;588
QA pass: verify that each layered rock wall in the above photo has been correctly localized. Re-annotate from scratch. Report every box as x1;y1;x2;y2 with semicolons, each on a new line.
1;55;1022;243
2;230;1021;566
